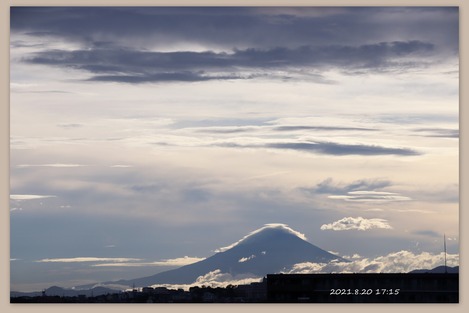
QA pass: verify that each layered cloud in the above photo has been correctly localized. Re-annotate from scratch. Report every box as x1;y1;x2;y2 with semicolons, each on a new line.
320;217;393;231
9;7;459;291
328;191;412;202
211;140;419;156
137;250;459;291
93;256;205;267
17;163;85;168
11;7;458;53
36;256;204;267
413;128;459;138
264;142;419;156
23;41;438;83
12;7;457;83
36;257;141;263
216;223;307;253
304;178;412;203
149;270;263;291
10;194;56;200
311;178;393;195
286;250;459;274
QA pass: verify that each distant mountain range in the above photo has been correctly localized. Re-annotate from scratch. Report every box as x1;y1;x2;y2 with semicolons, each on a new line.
410;265;459;274
10;286;120;298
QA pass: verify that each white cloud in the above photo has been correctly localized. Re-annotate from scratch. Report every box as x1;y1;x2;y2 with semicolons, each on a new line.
110;164;133;168
93;263;149;267
238;255;256;263
286;250;459;274
328;190;411;202
93;256;205;267
150;269;263;291
10;194;56;200
320;217;392;231
17;163;85;168
342;254;362;260
215;223;307;252
151;256;205;266
36;257;141;263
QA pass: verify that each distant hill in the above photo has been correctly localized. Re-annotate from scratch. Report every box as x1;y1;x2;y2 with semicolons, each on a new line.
88;224;347;288
410;265;459;274
11;285;121;298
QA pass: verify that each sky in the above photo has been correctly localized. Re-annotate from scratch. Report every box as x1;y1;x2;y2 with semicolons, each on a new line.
9;6;459;292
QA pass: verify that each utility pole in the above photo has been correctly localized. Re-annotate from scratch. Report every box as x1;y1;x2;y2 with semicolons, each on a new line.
444;234;448;274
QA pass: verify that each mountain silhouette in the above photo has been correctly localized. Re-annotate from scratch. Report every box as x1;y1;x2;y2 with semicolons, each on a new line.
105;224;346;288
409;265;459;274
11;285;120;298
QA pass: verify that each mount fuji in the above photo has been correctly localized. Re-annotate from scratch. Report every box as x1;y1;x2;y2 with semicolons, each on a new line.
90;224;346;288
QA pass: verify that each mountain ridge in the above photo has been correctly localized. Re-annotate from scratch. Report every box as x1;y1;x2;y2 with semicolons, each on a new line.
83;223;346;288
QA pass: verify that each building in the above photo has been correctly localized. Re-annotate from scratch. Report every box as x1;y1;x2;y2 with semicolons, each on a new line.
266;273;458;303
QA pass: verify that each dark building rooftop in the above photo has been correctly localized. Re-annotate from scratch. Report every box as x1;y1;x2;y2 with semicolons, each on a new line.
266;273;459;303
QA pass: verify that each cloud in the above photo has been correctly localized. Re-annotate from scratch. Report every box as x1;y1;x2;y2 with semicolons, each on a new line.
23;40;438;83
310;178;393;195
149;269;263;291
320;217;393;231
211;140;419;156
285;250;459;274
88;71;247;84
238;255;256;263
93;256;205;267
191;126;262;134
328;191;412;202
10;194;56;200
413;128;459;138
215;223;307;253
17;163;85;168
57;123;83;129
36;257;141;263
136;249;459;291
151;256;205;266
11;7;458;52
273;125;377;132
265;142;419;156
413;230;441;238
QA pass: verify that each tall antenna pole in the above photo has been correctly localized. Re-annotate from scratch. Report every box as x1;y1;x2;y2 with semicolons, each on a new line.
444;234;447;274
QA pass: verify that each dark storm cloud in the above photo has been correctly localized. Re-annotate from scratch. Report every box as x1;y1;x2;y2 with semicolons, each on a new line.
10;40;45;49
24;41;436;83
12;7;457;83
10;7;458;51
